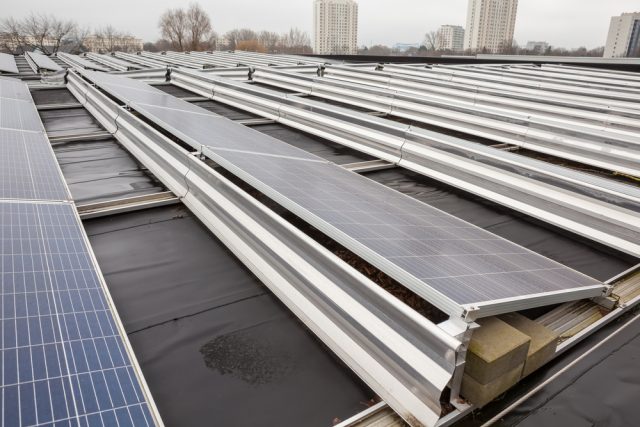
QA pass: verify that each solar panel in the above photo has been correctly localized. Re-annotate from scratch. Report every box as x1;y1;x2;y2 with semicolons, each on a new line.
25;51;63;72
57;53;110;72
135;102;322;161
0;129;71;201
0;201;156;426
86;74;209;114
0;76;160;425
0;98;44;132
80;69;607;318
0;53;20;74
0;77;32;101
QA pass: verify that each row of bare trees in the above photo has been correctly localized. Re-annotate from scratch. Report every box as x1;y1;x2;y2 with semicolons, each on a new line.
0;13;83;54
0;13;138;54
157;3;311;54
223;28;312;54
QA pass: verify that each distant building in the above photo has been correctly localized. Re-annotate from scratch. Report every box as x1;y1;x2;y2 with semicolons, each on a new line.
393;43;421;51
525;41;549;53
313;0;359;54
436;25;465;52
83;35;143;53
464;0;519;53
604;12;640;58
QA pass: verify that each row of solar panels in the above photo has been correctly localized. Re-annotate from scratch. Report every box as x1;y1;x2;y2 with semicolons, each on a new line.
0;77;160;426
77;69;607;319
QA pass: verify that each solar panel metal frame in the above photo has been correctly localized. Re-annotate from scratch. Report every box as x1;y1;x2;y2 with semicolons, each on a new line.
77;69;608;320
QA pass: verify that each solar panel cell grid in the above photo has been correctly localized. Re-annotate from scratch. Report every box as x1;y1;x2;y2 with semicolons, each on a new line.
1;202;154;427
0;129;70;201
135;102;322;161
0;78;32;101
0;98;44;132
80;69;606;316
206;149;603;308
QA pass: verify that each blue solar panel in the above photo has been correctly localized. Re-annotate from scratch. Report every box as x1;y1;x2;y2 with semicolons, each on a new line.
0;129;70;201
0;202;156;426
0;76;158;426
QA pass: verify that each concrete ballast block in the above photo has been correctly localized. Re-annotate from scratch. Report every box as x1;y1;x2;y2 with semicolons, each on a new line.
461;363;524;408
464;317;530;385
499;312;559;378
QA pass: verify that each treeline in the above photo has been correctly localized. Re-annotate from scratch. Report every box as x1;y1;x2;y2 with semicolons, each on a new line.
0;13;136;54
155;4;311;54
360;44;606;57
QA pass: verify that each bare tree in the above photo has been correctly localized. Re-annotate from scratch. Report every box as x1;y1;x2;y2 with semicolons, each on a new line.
236;40;266;53
95;25;123;52
366;44;392;55
205;30;219;50
22;13;52;53
49;17;76;53
422;31;437;51
279;28;312;54
159;3;213;51
258;31;279;53
159;8;188;51
0;17;27;54
63;26;90;53
224;28;258;50
185;3;212;50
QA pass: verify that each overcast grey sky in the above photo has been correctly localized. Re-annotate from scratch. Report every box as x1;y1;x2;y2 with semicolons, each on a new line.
6;0;640;49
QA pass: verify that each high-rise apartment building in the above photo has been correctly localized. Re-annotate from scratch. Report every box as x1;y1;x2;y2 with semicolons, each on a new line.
436;25;465;52
463;0;518;53
313;0;359;55
604;12;640;58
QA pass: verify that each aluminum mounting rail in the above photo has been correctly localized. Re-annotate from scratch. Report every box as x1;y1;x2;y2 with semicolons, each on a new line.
140;52;206;69
86;52;143;71
381;64;640;104
67;70;463;427
116;64;318;82
229;50;302;65
508;64;640;86
232;50;328;66
56;52;111;71
169;68;640;257
539;64;640;82
169;51;241;68
114;52;169;69
325;65;640;132
253;66;640;177
325;64;640;125
207;51;281;67
434;63;640;90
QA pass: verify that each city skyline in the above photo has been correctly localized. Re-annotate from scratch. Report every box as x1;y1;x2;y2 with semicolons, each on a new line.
4;0;640;49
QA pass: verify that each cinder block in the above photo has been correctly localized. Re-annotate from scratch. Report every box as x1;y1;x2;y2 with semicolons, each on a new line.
461;363;524;407
499;312;559;378
465;317;530;385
